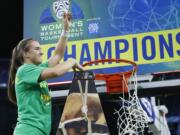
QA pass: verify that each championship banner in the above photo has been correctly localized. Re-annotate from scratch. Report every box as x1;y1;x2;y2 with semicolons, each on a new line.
24;0;180;83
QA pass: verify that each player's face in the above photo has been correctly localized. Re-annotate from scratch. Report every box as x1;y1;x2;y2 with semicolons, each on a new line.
26;41;43;65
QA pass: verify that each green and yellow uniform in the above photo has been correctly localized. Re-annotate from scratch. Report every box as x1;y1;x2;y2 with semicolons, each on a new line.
13;62;51;135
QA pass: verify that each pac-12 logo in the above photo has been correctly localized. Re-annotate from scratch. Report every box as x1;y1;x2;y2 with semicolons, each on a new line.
40;0;84;24
53;0;70;19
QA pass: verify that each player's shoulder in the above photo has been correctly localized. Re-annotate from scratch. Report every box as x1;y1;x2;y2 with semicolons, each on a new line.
17;64;36;75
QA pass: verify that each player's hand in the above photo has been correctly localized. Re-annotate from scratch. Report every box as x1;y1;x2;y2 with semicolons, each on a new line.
73;62;84;71
63;12;72;31
67;58;84;71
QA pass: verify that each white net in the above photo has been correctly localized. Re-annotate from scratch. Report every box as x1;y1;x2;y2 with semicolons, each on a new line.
59;76;109;135
114;73;150;135
60;79;93;135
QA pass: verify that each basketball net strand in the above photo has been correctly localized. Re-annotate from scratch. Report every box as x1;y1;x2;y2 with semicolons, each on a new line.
114;72;151;135
60;76;93;135
78;79;92;135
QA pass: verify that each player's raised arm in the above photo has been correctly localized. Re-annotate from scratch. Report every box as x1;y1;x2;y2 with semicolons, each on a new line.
48;12;72;67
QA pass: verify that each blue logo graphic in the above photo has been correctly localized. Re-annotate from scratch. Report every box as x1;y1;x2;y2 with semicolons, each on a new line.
88;22;99;34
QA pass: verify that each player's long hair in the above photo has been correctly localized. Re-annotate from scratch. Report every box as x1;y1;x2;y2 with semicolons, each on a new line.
8;38;32;104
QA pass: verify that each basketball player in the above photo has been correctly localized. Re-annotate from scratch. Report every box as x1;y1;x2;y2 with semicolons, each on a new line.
8;12;83;135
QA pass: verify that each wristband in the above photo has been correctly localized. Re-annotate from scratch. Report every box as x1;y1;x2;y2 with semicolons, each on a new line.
61;30;69;37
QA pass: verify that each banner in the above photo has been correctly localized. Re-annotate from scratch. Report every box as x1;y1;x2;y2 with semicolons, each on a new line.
24;0;180;82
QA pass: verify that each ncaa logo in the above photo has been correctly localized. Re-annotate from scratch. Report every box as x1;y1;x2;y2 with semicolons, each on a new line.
53;0;70;19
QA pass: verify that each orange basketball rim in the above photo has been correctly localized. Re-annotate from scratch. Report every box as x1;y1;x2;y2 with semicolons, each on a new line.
82;59;137;93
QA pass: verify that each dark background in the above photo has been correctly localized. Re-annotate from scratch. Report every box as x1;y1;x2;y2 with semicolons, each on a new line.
0;1;23;59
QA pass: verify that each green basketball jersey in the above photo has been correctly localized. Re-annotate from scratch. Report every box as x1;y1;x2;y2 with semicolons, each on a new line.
15;62;51;135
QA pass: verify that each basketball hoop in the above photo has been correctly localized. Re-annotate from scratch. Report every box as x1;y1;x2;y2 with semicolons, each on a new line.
82;59;137;93
83;59;151;134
